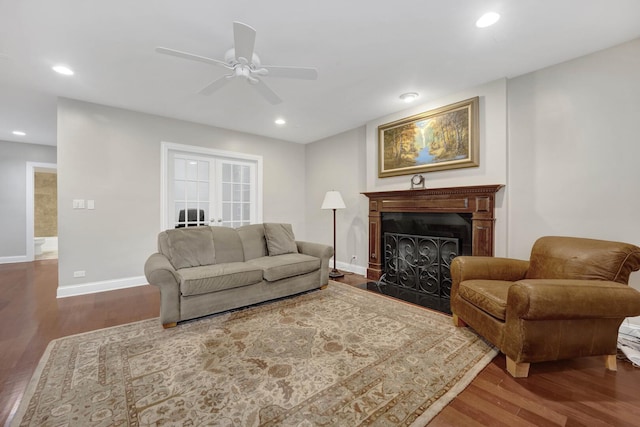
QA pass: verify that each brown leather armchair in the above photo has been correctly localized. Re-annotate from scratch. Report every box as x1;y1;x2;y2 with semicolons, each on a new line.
450;236;640;377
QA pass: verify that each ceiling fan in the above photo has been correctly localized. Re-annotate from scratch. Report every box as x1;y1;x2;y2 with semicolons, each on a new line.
156;21;318;104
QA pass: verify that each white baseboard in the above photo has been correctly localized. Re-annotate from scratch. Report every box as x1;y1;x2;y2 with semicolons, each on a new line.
57;276;148;298
335;260;367;277
0;255;27;264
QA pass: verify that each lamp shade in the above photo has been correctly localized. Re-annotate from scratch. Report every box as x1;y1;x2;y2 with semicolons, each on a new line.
321;191;346;210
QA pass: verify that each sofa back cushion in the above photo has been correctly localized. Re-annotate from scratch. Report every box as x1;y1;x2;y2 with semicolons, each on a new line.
210;226;245;264
159;227;216;270
264;223;298;256
236;224;268;261
526;236;640;284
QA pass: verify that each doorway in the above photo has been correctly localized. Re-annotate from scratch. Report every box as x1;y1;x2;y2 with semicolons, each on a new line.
161;142;263;231
26;162;57;261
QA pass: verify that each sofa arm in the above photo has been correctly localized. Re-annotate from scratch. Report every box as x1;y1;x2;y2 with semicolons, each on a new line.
144;253;181;325
507;279;640;321
296;241;334;286
451;256;529;297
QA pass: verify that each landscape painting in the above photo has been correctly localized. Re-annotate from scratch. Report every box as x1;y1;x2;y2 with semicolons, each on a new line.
378;97;479;178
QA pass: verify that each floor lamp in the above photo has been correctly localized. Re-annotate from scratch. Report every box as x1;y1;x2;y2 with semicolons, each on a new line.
321;190;346;278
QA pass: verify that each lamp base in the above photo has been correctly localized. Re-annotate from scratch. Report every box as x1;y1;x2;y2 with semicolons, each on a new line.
329;269;344;279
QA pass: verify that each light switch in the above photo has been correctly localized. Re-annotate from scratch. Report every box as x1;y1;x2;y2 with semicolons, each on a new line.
72;199;85;209
87;200;95;210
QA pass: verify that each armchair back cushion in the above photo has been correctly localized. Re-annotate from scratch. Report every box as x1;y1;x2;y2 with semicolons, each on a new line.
525;236;640;284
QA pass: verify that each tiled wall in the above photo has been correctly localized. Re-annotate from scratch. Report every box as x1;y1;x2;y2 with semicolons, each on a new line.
35;172;57;237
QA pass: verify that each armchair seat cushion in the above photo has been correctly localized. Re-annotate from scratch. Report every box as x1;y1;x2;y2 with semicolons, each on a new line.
459;280;512;321
178;262;263;296
247;253;320;282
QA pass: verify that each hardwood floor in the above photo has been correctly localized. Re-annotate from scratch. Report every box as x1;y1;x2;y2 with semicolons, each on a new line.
1;262;639;426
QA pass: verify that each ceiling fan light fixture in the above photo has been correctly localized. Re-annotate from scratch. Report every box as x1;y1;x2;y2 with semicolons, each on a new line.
476;12;500;28
52;64;74;76
400;92;419;103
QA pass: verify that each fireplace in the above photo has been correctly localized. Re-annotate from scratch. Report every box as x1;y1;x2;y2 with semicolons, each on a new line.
362;185;503;313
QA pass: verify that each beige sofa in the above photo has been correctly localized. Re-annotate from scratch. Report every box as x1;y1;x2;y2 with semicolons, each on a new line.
144;223;333;328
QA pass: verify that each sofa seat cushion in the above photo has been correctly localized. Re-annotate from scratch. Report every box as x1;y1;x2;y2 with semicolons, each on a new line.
246;253;320;282
458;280;513;321
178;262;263;297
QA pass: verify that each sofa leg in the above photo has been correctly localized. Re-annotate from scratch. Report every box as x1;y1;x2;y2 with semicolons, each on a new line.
604;354;617;371
162;322;177;329
320;285;328;290
452;314;467;327
506;357;530;378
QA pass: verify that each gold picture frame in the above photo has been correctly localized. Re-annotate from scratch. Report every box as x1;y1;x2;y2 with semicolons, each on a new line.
378;96;479;178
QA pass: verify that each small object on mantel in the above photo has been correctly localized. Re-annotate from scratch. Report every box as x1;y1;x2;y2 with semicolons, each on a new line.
411;174;425;189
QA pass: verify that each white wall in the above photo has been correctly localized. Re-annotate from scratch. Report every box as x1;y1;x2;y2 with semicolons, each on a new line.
305;126;368;274
508;38;640;324
57;98;307;295
0;140;56;262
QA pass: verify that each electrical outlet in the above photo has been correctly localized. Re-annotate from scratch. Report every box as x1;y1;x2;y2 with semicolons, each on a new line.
73;270;86;278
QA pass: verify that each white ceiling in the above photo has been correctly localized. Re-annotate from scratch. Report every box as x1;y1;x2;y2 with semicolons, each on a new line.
2;0;640;146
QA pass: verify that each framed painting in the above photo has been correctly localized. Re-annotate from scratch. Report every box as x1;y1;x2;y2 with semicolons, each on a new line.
378;96;479;178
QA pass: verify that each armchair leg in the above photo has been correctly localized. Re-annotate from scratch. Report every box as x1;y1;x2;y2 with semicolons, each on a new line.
162;322;177;329
452;314;467;327
604;354;617;371
506;357;530;378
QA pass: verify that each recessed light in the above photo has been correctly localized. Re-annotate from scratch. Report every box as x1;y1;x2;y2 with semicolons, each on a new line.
52;65;74;76
274;118;286;125
399;92;419;103
12;130;26;136
476;12;500;28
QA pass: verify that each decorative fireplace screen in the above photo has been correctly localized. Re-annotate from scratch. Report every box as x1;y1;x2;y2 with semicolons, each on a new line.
382;232;459;299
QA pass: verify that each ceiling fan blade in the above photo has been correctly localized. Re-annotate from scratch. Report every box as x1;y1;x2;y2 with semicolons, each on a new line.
156;47;229;68
252;79;282;104
233;21;256;63
199;75;232;95
261;65;318;80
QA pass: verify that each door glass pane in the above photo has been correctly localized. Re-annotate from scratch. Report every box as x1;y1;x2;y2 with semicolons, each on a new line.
187;181;197;200
242;184;250;202
232;164;242;182
242;165;250;183
174;159;186;180
198;161;209;181
223;202;231;221
222;163;231;182
198;182;209;202
186;161;198;180
174;180;186;201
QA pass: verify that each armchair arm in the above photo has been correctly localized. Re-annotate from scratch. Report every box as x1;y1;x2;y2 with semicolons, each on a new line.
296;241;334;286
144;253;180;325
507;279;640;321
451;256;529;297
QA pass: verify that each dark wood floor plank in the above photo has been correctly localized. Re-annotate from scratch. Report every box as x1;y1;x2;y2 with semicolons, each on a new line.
2;262;640;427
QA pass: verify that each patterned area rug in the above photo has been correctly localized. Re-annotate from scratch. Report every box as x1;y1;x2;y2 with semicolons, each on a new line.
12;282;497;426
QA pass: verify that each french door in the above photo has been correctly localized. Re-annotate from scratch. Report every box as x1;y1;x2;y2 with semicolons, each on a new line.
163;143;262;230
